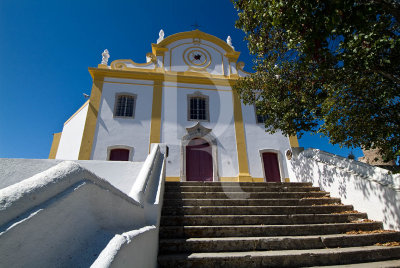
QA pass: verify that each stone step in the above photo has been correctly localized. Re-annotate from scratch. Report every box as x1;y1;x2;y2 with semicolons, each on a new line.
160;213;368;226
159;222;383;238
165;182;313;187
157;246;400;268
311;259;400;267
164;185;321;193
159;232;400;254
164;191;330;199
163;198;342;207
161;205;354;216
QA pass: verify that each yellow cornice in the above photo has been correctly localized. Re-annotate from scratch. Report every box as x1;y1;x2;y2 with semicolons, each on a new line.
225;51;241;61
88;67;240;86
151;44;169;56
157;29;236;53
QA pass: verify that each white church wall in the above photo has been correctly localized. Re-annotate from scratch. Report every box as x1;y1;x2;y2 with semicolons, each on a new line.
162;82;239;179
165;38;226;75
56;102;89;160
91;78;154;162
242;103;292;180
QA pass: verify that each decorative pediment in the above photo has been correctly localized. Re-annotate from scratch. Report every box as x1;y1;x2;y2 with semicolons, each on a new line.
186;122;211;137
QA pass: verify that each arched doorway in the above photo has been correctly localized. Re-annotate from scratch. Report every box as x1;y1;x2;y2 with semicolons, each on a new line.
262;152;281;182
186;138;213;181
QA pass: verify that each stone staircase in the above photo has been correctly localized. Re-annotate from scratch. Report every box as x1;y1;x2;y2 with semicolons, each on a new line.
157;182;400;267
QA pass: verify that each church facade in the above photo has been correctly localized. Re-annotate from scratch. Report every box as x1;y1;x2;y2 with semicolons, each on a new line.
49;30;299;182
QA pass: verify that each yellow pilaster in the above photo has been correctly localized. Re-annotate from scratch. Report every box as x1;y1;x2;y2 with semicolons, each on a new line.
48;132;62;159
78;75;104;160
149;80;163;151
289;135;300;147
231;88;252;181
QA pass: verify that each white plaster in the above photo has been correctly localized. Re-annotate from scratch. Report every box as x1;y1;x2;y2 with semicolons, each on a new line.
0;159;144;195
91;80;154;162
0;145;166;267
166;38;227;75
157;29;164;44
161;83;239;179
56;102;88;160
242;103;292;180
0;158;61;189
291;149;400;230
92;225;158;268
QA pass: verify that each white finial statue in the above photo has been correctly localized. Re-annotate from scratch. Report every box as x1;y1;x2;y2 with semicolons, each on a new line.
226;36;234;49
101;49;110;65
157;29;165;44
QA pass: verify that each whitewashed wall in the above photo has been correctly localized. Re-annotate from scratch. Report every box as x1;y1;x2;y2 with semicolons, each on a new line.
242;103;292;180
56;103;88;160
91;78;154;162
291;149;400;230
162;82;239;179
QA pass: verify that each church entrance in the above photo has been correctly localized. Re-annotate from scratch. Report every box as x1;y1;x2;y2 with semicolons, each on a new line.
262;152;281;182
186;138;213;181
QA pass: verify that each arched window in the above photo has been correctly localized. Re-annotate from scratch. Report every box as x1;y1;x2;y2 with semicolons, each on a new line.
114;94;136;118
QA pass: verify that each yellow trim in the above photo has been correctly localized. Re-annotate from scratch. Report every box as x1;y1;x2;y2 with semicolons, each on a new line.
289;135;300;147
225;51;241;61
89;67;238;86
104;81;154;87
252;177;264;182
157;29;235;53
104;79;232;92
63;100;90;126
149;80;163;151
166;177;180;182
231;85;251;181
78;75;104;160
110;59;156;69
284;178;290;182
151;44;169;56
236;61;253;75
48;132;62;159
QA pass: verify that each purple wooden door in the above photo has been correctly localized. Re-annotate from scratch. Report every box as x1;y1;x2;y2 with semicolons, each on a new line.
186;138;213;181
109;149;129;161
262;152;281;182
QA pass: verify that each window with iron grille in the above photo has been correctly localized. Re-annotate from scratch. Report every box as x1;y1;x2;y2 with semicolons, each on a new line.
114;94;136;118
188;92;209;121
255;104;268;124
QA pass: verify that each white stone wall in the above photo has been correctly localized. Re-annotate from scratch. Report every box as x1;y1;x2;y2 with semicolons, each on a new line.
91;78;154;162
161;82;239;179
242;103;292;180
56;103;88;160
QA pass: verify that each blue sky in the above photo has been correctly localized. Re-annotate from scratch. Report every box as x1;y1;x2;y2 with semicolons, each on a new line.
0;0;362;160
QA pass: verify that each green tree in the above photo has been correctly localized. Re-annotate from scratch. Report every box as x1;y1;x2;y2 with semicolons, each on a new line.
233;0;400;160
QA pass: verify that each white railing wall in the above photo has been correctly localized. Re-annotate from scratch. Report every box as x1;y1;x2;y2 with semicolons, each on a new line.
0;144;167;268
290;148;400;230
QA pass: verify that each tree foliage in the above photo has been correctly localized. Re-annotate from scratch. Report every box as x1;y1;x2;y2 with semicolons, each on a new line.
232;0;400;160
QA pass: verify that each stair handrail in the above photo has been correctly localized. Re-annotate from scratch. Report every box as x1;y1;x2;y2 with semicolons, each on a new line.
128;144;162;206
